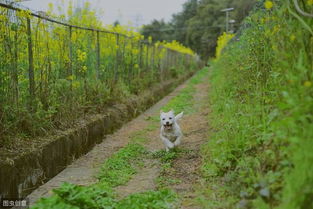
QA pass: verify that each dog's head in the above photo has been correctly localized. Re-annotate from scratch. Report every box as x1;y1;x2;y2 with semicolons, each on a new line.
160;110;183;131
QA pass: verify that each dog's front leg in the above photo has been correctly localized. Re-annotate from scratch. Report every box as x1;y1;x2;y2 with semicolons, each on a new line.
160;135;174;151
174;135;182;147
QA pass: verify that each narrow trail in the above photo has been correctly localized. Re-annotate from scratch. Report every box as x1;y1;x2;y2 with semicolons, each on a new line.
115;77;210;208
27;72;210;208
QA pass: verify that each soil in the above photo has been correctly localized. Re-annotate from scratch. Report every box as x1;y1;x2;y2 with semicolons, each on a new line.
27;74;210;208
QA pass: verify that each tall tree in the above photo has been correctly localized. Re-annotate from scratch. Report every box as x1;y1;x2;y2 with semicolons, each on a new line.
141;0;256;60
141;20;174;42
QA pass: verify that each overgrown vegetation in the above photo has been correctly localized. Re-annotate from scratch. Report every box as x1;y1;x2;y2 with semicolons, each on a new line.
200;0;313;208
0;0;198;147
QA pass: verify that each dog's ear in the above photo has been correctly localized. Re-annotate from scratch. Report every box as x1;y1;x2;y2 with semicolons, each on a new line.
175;112;183;121
160;109;164;114
170;109;174;114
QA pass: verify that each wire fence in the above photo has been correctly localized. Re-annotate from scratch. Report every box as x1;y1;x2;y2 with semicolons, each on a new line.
0;1;199;139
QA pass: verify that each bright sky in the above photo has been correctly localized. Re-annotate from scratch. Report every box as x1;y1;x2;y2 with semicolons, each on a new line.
20;0;186;26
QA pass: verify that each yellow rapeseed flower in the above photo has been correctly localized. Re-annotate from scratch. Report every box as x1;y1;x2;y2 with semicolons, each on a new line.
273;25;280;34
73;81;80;89
290;34;296;41
215;32;235;59
67;75;74;80
77;50;87;62
304;81;312;87
132;49;139;55
265;1;274;10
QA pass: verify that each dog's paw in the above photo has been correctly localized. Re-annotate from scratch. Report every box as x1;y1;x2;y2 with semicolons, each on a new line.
168;143;174;149
174;141;181;146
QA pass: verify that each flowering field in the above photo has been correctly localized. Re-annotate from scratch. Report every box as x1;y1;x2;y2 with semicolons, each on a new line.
0;1;199;145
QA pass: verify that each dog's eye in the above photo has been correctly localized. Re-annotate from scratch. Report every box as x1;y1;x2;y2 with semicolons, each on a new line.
169;117;172;120
162;118;165;120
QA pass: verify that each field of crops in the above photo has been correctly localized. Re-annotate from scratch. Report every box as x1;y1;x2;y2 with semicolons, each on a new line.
0;1;199;145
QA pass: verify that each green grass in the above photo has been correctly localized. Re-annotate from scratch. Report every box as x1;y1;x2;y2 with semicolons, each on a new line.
98;143;147;187
31;183;116;209
31;182;176;209
147;67;209;123
162;67;208;114
31;143;177;209
152;148;189;190
129;124;158;144
115;189;177;209
199;1;313;208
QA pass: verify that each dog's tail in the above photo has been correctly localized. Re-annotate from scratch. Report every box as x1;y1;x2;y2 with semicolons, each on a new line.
175;112;184;121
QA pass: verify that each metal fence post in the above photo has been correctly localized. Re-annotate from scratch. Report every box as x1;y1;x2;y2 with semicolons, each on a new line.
166;49;170;72
114;33;120;82
152;45;155;71
145;44;149;71
12;30;19;107
139;41;143;71
122;36;126;81
27;17;35;109
129;39;134;81
96;31;100;79
69;26;73;88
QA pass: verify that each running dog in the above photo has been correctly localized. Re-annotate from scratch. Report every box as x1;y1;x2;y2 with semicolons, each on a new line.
160;110;183;151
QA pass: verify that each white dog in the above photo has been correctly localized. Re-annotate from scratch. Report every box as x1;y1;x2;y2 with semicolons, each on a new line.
160;110;183;151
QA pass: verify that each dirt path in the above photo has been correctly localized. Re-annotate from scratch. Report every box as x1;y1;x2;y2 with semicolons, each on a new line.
27;79;190;205
27;72;210;208
167;82;209;208
115;76;210;208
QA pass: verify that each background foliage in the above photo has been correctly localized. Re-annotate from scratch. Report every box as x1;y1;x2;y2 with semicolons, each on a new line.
141;0;256;59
